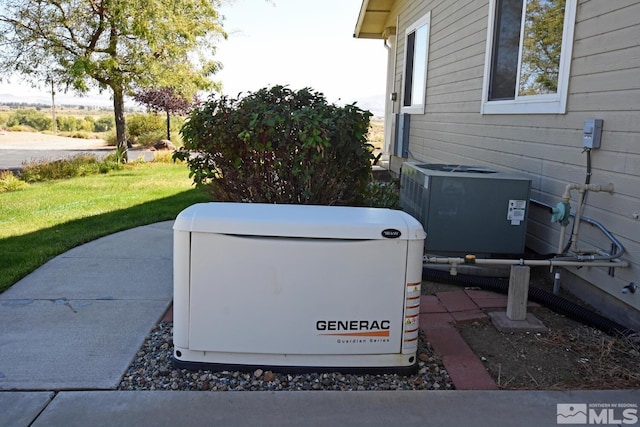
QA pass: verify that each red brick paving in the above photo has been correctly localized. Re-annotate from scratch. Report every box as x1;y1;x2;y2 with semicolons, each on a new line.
420;295;448;313
450;309;487;323
161;304;173;322
420;312;455;329
464;289;509;307
463;290;500;300
435;291;478;312
441;354;499;390
419;288;518;390
422;323;475;357
422;322;498;390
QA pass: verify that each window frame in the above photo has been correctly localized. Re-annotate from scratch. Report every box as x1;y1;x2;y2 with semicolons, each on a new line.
480;0;577;115
401;11;431;115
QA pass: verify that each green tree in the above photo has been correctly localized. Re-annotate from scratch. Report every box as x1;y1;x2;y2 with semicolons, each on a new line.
0;0;225;161
133;87;194;141
7;109;52;131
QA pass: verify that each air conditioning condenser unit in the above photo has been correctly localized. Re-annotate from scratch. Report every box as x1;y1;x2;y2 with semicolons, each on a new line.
400;163;531;257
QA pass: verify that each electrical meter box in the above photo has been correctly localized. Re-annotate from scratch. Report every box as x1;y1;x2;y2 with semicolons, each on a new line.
173;203;426;373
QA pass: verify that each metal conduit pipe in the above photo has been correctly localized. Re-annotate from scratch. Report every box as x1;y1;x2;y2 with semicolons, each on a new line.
532;196;626;293
530;198;626;261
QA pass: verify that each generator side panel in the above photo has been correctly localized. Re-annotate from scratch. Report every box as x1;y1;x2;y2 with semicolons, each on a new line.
187;233;409;356
402;239;424;354
173;230;191;349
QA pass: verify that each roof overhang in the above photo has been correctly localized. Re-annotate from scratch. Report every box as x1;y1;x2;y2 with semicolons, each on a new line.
353;0;396;40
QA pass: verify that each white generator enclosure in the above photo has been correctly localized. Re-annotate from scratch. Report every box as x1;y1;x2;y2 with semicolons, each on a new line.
173;203;426;373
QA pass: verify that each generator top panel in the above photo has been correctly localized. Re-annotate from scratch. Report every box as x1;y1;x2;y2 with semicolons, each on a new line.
174;202;426;241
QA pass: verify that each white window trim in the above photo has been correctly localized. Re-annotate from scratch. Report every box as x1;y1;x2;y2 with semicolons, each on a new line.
401;11;431;115
480;0;577;115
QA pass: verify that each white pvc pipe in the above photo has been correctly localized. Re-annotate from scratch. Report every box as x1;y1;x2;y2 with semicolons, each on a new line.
557;224;567;255
561;182;614;201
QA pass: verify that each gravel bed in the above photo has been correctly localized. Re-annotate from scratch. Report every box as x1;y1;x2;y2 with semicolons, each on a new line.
118;322;454;391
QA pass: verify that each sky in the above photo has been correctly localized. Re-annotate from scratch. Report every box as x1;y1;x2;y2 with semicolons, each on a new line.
0;0;387;114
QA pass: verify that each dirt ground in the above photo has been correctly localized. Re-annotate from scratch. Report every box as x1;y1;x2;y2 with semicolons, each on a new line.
426;274;640;390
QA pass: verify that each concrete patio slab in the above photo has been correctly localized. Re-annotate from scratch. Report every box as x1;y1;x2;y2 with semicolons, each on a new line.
0;257;172;301
0;392;54;427
32;390;640;427
0;223;173;301
0;222;174;391
0;299;169;390
61;221;173;260
489;311;549;333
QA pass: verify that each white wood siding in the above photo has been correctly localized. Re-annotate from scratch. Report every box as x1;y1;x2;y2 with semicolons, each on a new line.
388;0;640;312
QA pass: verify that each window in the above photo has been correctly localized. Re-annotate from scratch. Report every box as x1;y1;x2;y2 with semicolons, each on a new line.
481;0;577;114
402;12;430;114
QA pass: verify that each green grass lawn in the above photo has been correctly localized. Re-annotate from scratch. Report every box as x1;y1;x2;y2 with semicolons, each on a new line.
0;162;210;293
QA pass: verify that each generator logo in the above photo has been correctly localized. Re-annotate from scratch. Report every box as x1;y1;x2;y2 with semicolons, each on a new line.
316;320;390;343
381;229;402;239
557;403;638;425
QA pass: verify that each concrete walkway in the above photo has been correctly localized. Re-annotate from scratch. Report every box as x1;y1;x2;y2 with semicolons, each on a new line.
0;222;637;426
0;222;174;390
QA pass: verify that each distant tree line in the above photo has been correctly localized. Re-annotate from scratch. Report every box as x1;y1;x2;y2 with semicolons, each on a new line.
1;109;115;133
0;101;141;113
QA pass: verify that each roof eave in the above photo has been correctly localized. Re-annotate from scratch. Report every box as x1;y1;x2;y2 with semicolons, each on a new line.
353;0;395;40
353;0;371;38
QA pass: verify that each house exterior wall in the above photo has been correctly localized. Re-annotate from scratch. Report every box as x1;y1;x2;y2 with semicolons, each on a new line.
380;0;640;328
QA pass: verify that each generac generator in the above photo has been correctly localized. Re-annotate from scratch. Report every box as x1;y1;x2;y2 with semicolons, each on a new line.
172;203;426;373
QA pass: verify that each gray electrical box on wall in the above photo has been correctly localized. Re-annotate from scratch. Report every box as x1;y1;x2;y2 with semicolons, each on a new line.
583;119;603;149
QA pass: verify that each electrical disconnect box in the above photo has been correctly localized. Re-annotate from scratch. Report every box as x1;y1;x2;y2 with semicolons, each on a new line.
583;119;603;149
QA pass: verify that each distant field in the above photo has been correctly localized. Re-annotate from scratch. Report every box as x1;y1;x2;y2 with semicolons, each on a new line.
0;101;128;117
368;118;384;150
